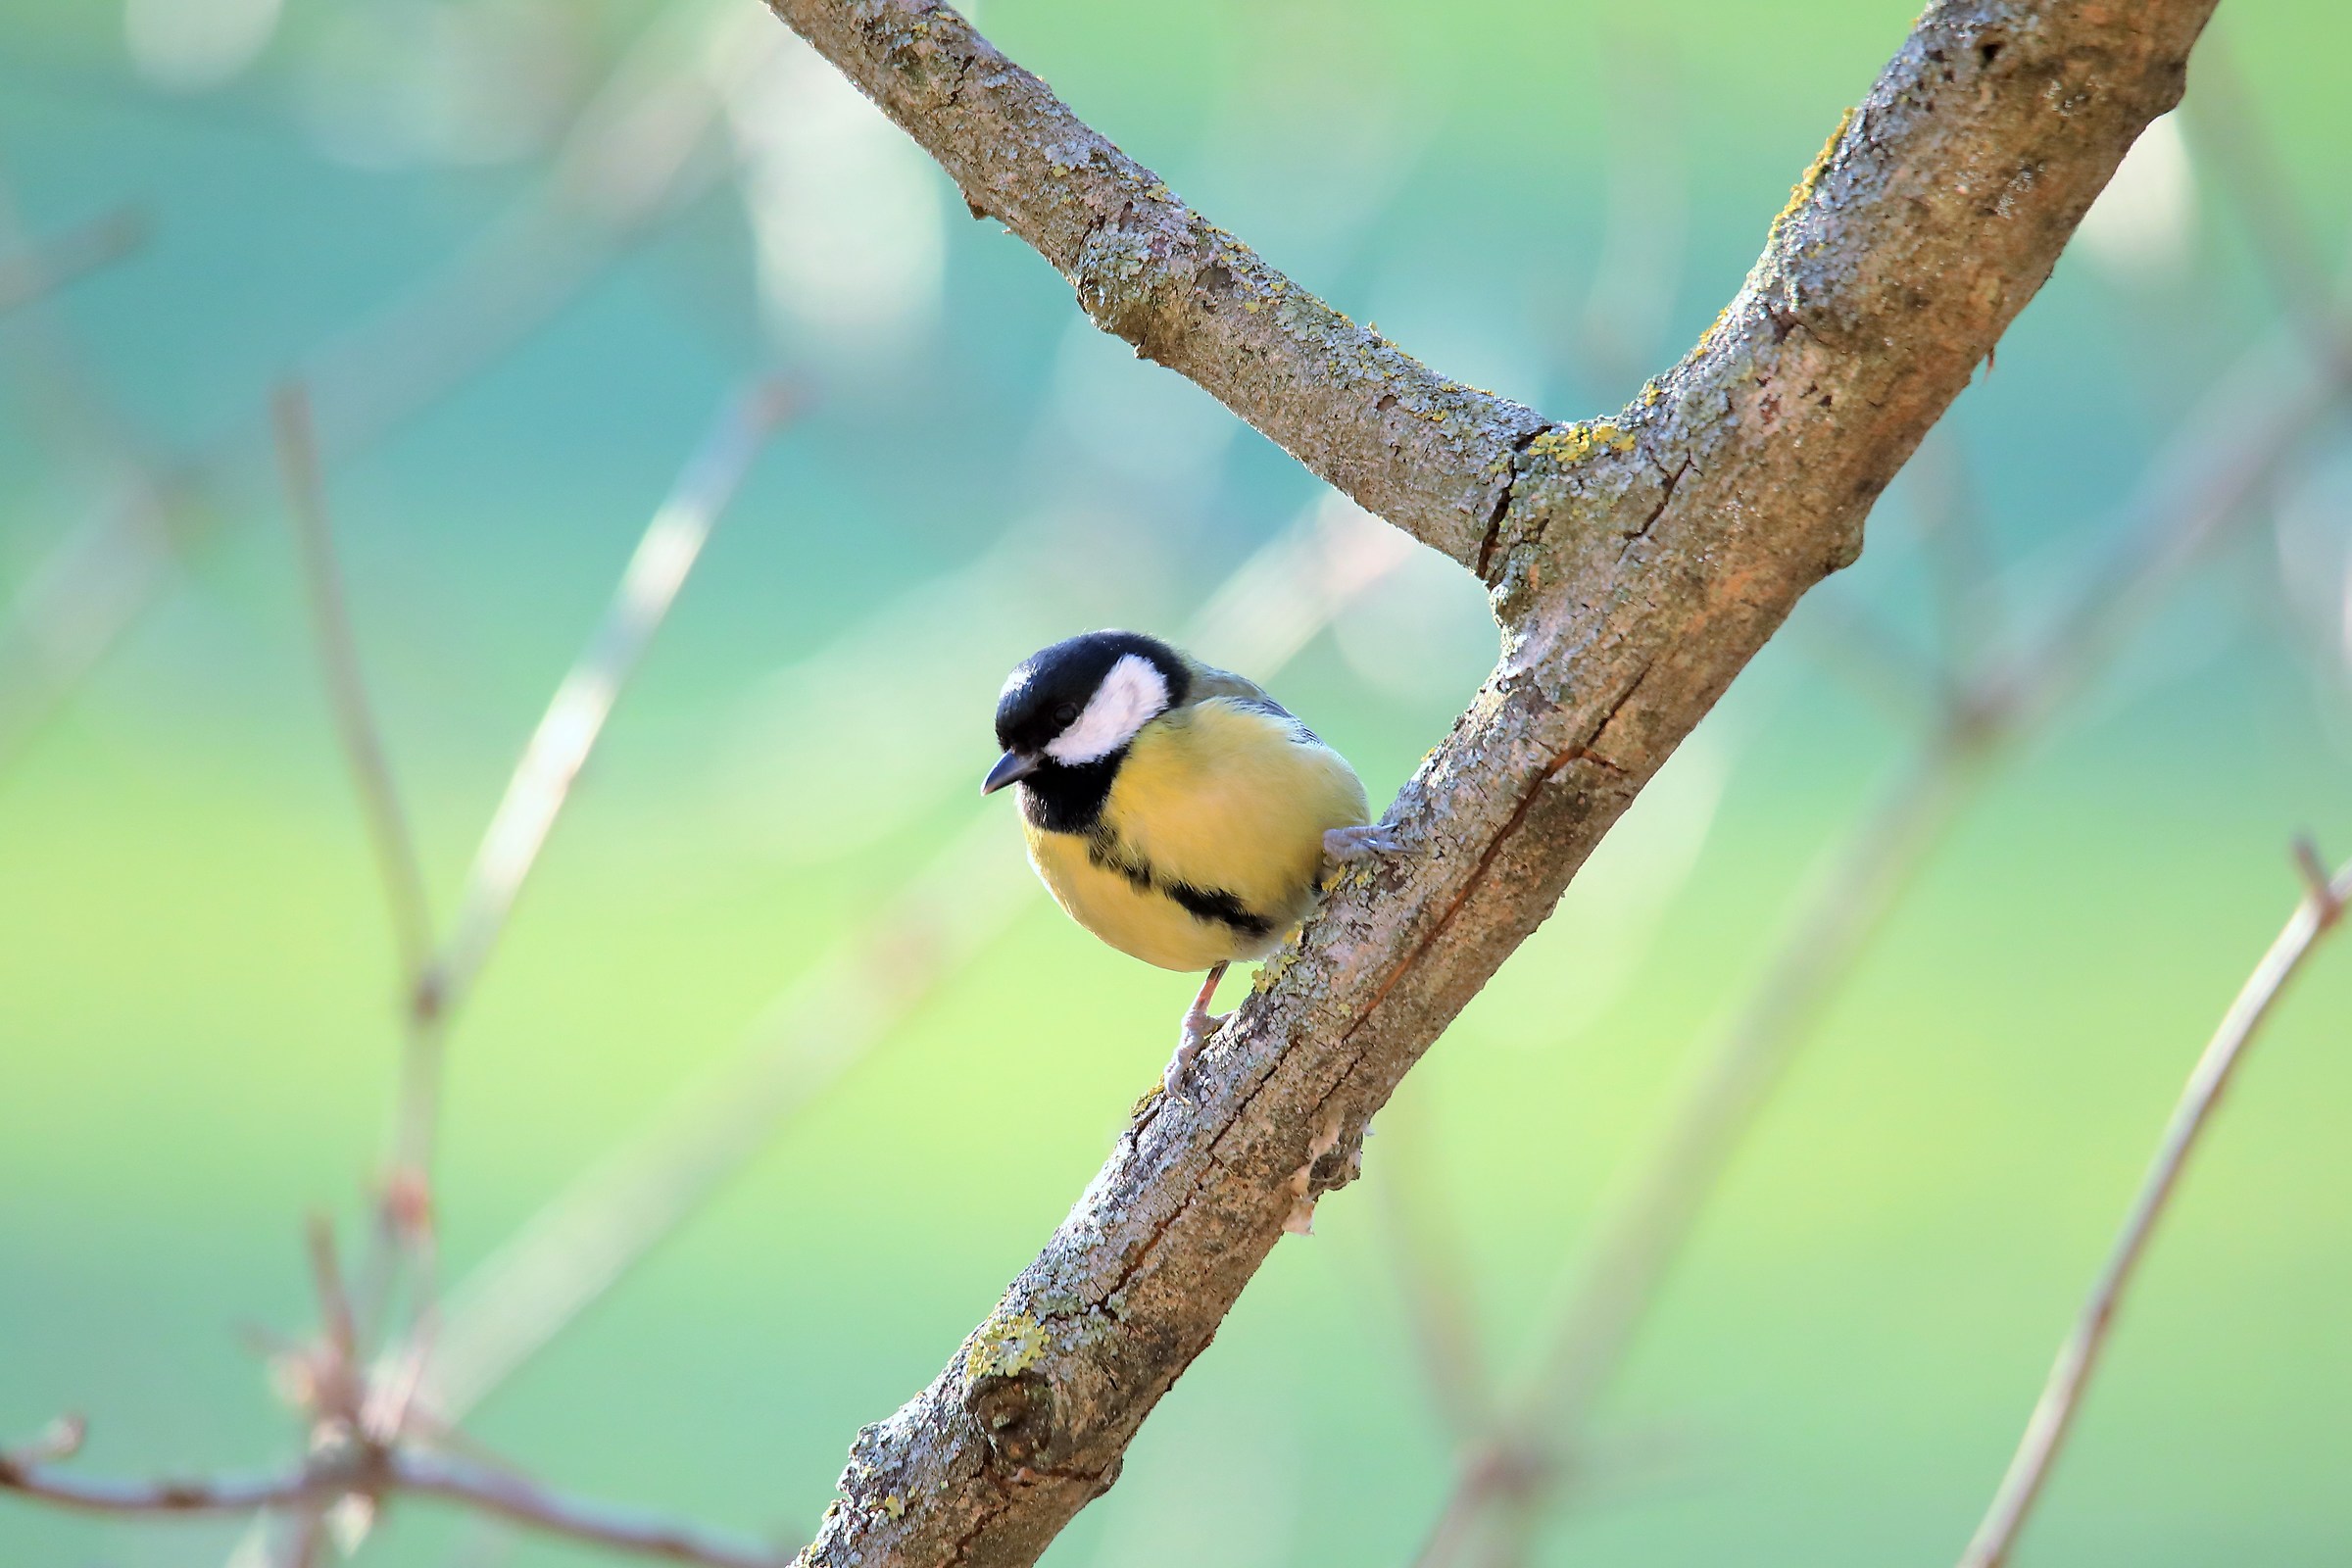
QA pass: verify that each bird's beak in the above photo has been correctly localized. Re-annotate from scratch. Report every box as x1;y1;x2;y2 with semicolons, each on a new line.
982;749;1043;796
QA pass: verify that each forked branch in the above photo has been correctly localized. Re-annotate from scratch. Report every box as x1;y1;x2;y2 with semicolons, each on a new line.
755;3;2220;1565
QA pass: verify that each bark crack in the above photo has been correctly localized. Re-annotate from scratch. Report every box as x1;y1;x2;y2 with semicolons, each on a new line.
1477;424;1549;582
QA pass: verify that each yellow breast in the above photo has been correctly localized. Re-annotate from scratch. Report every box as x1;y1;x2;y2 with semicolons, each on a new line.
1021;698;1370;972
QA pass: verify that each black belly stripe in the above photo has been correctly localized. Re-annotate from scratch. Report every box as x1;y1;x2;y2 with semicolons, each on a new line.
1164;880;1275;939
1084;827;1275;939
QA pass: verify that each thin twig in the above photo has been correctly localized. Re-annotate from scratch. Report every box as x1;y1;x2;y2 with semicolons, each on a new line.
393;1449;788;1568
327;382;794;1489
274;1504;330;1568
416;380;796;1020
399;379;795;1187
273;384;435;993
0;1455;323;1515
0;205;148;317
1957;849;2352;1568
0;1438;786;1568
303;1215;363;1427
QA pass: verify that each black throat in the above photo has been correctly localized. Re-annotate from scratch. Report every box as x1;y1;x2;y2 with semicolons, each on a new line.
1017;751;1125;834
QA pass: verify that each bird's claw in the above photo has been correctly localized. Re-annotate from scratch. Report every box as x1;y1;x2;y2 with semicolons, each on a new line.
1164;1007;1227;1099
1323;822;1405;866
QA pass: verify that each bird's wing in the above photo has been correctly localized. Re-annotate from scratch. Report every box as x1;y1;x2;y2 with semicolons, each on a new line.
1182;659;1272;706
1183;660;1325;745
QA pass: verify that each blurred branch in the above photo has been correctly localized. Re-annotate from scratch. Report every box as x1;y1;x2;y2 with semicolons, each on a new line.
225;385;787;1567
1910;430;2003;679
0;205;147;317
1786;588;1950;726
1371;1100;1494;1444
417;378;798;1043
1957;844;2352;1568
0;1433;787;1568
0;1;755;777
369;377;791;1343
300;0;763;466
394;1449;787;1568
1573;26;1689;395
2182;38;2344;359
274;384;435;996
1413;296;2351;1568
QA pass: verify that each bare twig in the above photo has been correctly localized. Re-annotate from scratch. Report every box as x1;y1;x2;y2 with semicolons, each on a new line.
1405;81;2352;1550
378;378;793;1216
274;384;435;993
391;1449;788;1568
1957;849;2352;1568
303;1215;363;1427
416;378;798;1033
318;382;792;1478
0;205;147;317
1;1416;86;1468
0;1454;323;1516
0;1436;786;1568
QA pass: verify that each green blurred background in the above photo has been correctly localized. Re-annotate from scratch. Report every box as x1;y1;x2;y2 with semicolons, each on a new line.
4;0;2351;1563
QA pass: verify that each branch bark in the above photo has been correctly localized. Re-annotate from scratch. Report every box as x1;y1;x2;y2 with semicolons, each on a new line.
757;4;2218;1564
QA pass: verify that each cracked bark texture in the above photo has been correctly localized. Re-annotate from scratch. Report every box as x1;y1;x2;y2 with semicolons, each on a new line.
758;2;2219;1564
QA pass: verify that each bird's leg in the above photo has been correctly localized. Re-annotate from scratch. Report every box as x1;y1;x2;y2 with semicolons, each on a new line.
1165;960;1231;1098
1323;821;1405;870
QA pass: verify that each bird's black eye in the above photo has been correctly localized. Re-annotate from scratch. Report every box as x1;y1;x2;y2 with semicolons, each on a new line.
1053;702;1081;727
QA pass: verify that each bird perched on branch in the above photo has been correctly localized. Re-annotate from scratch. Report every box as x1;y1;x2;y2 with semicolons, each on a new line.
983;630;1398;1095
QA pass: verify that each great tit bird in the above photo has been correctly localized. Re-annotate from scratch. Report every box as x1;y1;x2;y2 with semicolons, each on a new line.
983;629;1398;1094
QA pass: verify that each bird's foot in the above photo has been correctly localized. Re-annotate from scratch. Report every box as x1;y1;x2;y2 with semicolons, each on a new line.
1323;821;1405;869
1162;960;1232;1100
1163;1004;1228;1099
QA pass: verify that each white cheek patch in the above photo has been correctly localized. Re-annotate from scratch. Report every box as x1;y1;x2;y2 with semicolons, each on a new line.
1047;653;1170;764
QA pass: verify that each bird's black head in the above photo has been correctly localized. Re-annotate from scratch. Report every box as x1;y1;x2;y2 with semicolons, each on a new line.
983;631;1191;829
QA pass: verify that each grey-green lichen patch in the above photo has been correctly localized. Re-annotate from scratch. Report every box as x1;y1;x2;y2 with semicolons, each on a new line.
964;1307;1050;1383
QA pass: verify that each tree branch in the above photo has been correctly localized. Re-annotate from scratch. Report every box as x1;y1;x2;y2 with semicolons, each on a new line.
0;204;147;317
756;4;2217;1564
761;0;1544;567
1958;846;2352;1568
